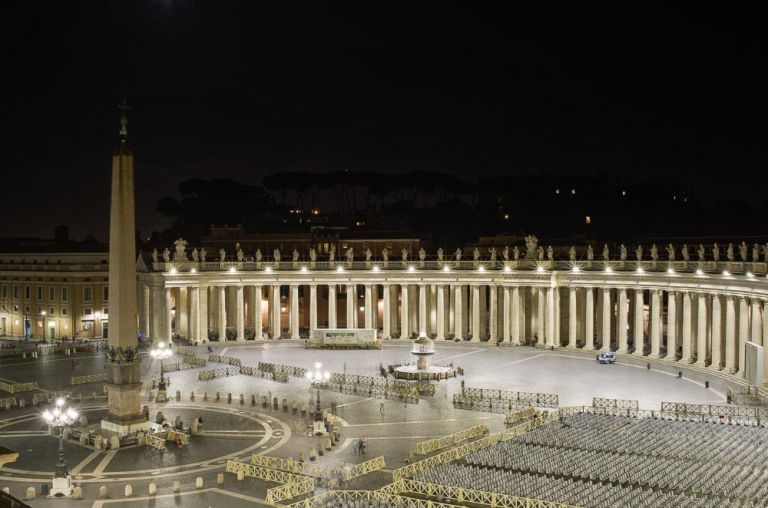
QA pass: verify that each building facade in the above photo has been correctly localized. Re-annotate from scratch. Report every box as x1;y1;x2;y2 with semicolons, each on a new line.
138;241;768;386
0;251;110;339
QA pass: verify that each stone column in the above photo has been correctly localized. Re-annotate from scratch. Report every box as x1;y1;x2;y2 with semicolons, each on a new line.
164;287;173;341
633;289;644;355
401;284;409;339
695;293;707;366
143;286;151;337
751;299;763;345
346;284;356;329
236;285;245;342
189;286;199;343
650;290;661;357
471;285;481;342
489;285;498;343
436;285;446;340
454;285;463;340
537;288;546;345
309;284;317;333
585;288;594;350
601;288;611;349
479;286;487;339
511;286;521;345
725;295;736;373
364;284;373;329
218;286;227;341
667;291;677;359
271;284;281;339
545;287;555;347
372;285;379;330
328;284;337;329
738;297;749;377
567;287;577;348
419;284;427;335
199;285;209;343
617;289;628;353
710;294;722;370
502;286;511;343
681;292;692;362
178;287;188;338
252;286;262;340
382;284;391;339
289;285;300;339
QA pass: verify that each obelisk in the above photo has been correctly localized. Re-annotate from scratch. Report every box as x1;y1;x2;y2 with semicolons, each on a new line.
101;101;149;436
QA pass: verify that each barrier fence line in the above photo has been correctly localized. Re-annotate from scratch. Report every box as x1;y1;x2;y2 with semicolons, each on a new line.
557;404;768;426
453;394;544;413
279;488;464;508
197;367;241;381
1;396;17;408
347;455;386;479
267;478;315;505
414;425;488;455
504;407;540;427
70;373;108;385
226;459;314;485
208;354;242;367
462;387;559;408
250;454;331;478
592;397;639;410
258;362;308;378
392;418;550;481
0;381;39;394
399;479;583;508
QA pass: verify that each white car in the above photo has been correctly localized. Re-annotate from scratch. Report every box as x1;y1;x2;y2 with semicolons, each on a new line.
596;351;616;364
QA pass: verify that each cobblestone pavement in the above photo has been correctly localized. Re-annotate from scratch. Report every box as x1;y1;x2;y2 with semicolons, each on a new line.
0;340;744;506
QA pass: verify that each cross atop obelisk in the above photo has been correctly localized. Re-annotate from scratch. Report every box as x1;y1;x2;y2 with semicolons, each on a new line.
118;99;130;141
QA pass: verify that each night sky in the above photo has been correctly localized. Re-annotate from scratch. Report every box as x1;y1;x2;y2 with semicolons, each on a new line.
2;3;766;239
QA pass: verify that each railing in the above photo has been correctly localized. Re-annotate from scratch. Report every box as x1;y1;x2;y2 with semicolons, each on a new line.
347;455;386;479
0;381;39;394
159;361;198;372
267;478;315;505
240;365;289;383
392;419;547;481
251;454;331;478
226;459;315;504
145;433;166;450
592;397;639;410
70;373;108;385
1;396;18;408
279;489;464;508
557;406;657;419
414;425;488;455
660;401;768;426
208;354;242;367
399;479;582;508
454;394;550;414
258;362;308;378
323;376;420;404
158;258;768;276
462;387;559;408
197;367;240;381
504;407;540;427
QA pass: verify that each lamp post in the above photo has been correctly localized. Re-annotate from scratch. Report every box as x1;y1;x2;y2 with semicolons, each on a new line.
94;311;101;339
41;310;47;341
305;361;330;435
150;341;172;402
42;398;78;497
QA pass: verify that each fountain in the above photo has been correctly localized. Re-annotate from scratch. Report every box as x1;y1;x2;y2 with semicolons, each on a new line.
394;333;451;380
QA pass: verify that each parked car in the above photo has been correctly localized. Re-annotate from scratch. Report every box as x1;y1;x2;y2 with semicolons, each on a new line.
596;351;616;364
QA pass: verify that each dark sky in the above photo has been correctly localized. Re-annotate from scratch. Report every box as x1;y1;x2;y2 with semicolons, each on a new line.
2;2;766;239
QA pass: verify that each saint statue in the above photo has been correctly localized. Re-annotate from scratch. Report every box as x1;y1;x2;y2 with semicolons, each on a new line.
151;248;158;263
568;246;576;261
513;246;520;260
537;246;544;261
291;249;298;262
328;246;335;262
524;235;538;260
502;246;509;261
401;248;408;261
666;244;675;261
753;243;760;262
712;243;719;261
602;244;609;261
309;248;317;262
382;247;389;261
635;245;643;261
418;248;426;261
437;248;444;262
546;245;553;261
237;248;244;262
365;248;372;261
200;248;207;262
192;248;199;262
739;241;748;261
726;243;734;261
697;244;705;261
173;238;188;261
587;245;594;261
681;244;689;261
273;248;281;262
346;248;354;264
219;248;226;262
455;248;462;261
162;248;171;262
489;247;496;262
473;248;480;261
620;244;627;261
255;249;262;262
650;244;658;261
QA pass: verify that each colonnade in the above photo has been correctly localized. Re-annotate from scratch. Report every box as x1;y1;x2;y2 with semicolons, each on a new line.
139;272;768;380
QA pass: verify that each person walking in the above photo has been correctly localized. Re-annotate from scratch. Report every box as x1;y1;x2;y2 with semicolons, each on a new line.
379;402;384;416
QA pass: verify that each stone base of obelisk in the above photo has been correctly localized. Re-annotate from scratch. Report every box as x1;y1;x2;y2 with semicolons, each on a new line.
101;362;149;437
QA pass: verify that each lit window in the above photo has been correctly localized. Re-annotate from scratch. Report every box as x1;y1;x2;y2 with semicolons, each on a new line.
585;216;591;224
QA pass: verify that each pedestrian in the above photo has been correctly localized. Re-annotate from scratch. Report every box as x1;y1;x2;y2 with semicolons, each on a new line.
379;402;384;416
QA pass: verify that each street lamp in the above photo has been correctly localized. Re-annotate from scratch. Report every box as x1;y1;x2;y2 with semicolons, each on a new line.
41;310;47;341
305;361;331;435
150;341;172;402
42;398;78;497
